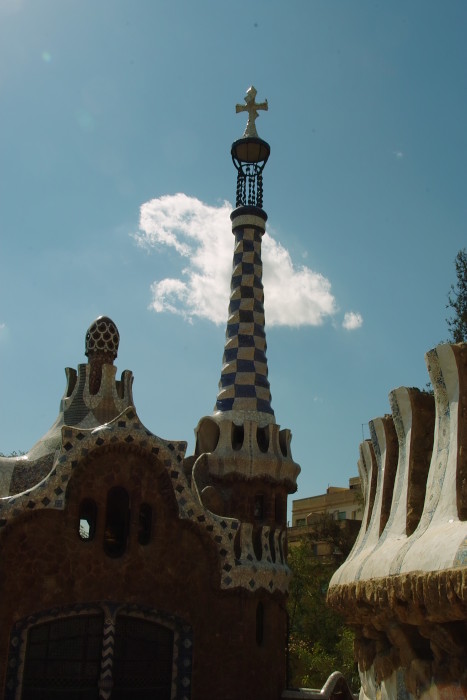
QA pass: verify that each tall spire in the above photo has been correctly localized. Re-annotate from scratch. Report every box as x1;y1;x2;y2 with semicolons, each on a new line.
192;87;299;495
214;86;274;426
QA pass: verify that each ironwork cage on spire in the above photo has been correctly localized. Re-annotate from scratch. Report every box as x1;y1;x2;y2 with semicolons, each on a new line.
231;137;270;209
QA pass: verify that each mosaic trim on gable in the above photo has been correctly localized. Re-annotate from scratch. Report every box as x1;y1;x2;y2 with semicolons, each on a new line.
9;453;54;495
6;601;193;700
0;406;291;593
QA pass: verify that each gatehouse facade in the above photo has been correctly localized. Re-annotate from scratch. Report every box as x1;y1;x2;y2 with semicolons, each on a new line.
0;89;300;700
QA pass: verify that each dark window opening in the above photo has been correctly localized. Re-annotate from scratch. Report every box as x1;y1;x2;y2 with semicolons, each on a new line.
256;425;269;453
65;367;77;398
254;494;264;521
252;526;263;561
113;616;173;700
21;614;103;700
19;613;177;700
231;423;244;451
195;417;220;454
78;499;97;541
104;487;130;558
138;503;152;546
256;603;264;646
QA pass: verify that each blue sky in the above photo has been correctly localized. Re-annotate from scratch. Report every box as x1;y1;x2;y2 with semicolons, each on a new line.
1;0;466;519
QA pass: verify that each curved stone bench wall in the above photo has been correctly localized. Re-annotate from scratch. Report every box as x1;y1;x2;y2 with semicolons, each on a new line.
327;343;467;700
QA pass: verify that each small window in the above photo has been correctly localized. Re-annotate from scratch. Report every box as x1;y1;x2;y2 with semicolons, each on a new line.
232;423;244;451
104;487;130;558
338;511;346;521
78;499;97;541
295;518;306;527
138;503;152;546
254;494;264;521
195;417;220;454
256;426;269;453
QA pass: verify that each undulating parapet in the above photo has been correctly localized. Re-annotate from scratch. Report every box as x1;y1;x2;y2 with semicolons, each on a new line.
327;342;467;699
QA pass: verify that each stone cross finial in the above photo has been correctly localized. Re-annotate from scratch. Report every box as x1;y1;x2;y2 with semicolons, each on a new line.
236;86;268;138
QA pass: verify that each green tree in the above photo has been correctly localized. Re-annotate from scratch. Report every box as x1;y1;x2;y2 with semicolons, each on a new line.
305;512;358;560
287;539;359;691
446;248;467;342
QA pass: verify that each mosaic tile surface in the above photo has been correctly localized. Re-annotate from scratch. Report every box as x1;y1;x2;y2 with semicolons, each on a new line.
0;404;291;594
216;211;274;421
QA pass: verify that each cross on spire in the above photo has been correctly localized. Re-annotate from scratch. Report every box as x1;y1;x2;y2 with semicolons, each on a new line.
236;86;268;138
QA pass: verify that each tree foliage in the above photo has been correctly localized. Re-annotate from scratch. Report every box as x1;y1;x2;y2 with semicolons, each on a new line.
305;512;358;560
287;538;359;691
446;248;467;343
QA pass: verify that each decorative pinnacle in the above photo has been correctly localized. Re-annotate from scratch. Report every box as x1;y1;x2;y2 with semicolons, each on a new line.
235;86;268;138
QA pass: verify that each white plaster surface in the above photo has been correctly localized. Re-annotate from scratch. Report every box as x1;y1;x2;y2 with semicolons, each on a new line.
330;343;467;586
330;417;391;585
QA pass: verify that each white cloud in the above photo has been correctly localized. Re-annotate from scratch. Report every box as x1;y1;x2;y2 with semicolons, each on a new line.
135;194;233;324
135;193;353;328
342;312;363;331
0;323;5;331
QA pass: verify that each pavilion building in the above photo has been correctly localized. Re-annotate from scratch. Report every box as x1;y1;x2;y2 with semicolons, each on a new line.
0;88;300;700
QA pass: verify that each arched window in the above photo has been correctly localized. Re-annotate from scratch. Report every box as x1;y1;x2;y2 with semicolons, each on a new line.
231;423;244;451
14;607;189;700
256;425;269;453
138;503;152;546
78;498;97;541
104;487;130;558
21;614;103;698
113;615;174;697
